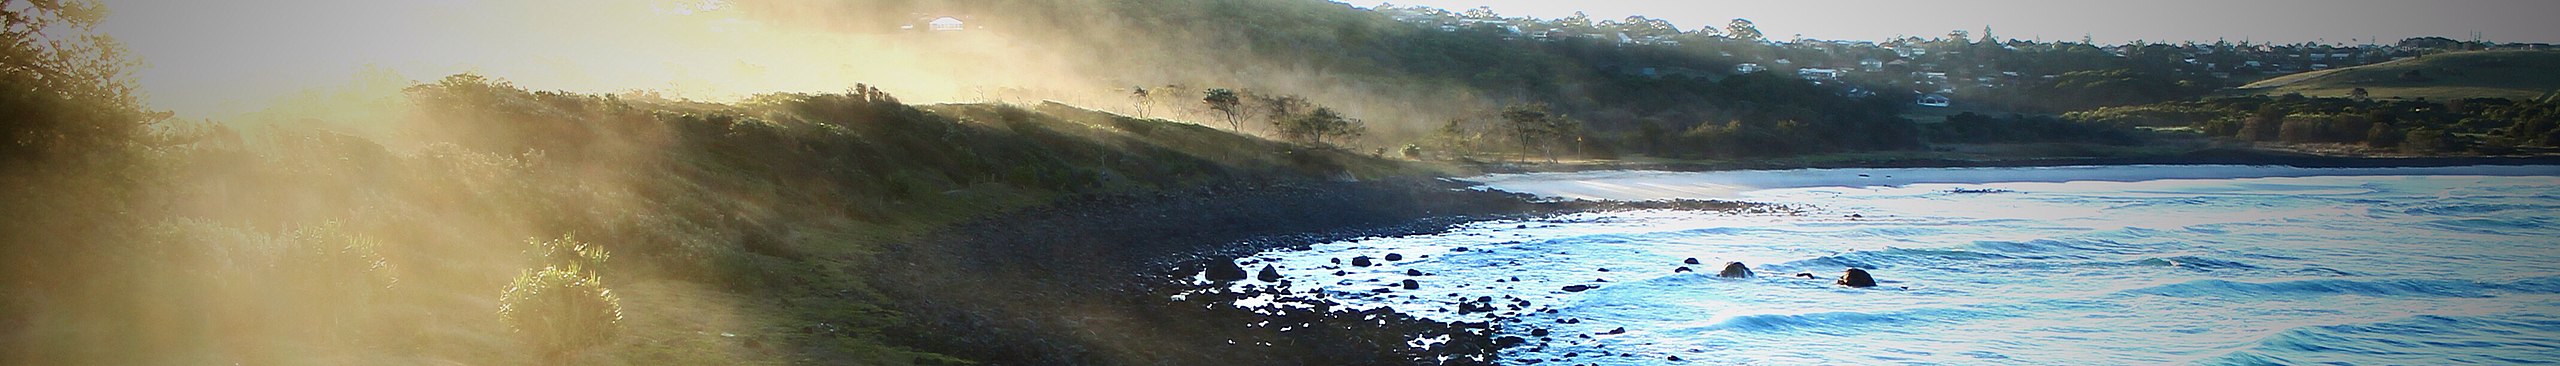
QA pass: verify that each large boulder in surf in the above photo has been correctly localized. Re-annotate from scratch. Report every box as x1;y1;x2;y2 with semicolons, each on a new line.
1256;264;1284;282
1351;256;1375;267
1205;257;1248;282
1717;262;1755;278
1835;268;1877;288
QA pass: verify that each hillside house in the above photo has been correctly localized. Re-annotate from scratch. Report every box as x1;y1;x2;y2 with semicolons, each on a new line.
1798;68;1841;81
928;16;965;31
1917;94;1951;108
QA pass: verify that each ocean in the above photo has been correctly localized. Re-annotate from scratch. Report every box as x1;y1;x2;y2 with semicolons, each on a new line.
1226;165;2560;365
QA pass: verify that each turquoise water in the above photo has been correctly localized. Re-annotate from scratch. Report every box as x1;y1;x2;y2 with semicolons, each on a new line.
1236;166;2560;365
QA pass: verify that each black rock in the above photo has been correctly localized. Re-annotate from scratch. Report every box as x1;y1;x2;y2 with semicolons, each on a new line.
1597;268;1610;272
1530;328;1549;336
1351;256;1374;267
1598;327;1625;335
1674;266;1693;273
1257;264;1284;282
1836;268;1878;288
1405;269;1424;276
1401;279;1420;290
1385;253;1405;261
1683;258;1702;265
1718;262;1754;278
1669;356;1683;361
1205;257;1248;282
1561;285;1596;292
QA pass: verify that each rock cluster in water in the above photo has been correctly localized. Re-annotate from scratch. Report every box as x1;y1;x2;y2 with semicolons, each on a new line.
1718;262;1755;278
1836;268;1878;287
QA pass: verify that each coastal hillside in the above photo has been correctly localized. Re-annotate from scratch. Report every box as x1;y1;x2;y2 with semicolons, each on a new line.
2237;50;2560;101
4;60;1511;363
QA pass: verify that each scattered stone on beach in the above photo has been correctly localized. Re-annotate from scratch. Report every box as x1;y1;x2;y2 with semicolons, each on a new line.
1530;328;1549;336
1206;257;1248;282
1257;265;1283;282
1351;256;1374;267
1598;327;1626;335
1401;279;1420;290
1673;266;1693;273
1597;268;1610;272
1683;258;1702;265
1385;253;1404;261
1561;285;1597;292
1836;268;1878;288
1405;269;1424;276
1718;262;1754;278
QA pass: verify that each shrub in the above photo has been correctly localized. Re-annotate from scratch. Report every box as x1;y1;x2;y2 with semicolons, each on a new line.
498;235;621;358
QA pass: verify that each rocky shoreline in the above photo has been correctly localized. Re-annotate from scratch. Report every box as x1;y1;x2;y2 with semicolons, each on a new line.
869;177;1758;365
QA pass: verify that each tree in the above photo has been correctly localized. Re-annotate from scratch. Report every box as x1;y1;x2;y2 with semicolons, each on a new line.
1499;103;1553;160
1692;23;1723;38
1620;16;1678;38
1127;86;1153;119
1558;11;1594;31
1433;117;1479;158
1201;88;1244;131
1253;93;1310;131
1278;107;1364;146
1725;18;1761;42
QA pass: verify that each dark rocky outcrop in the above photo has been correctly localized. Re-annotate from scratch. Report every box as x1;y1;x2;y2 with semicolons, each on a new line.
1835;268;1877;287
875;177;1766;365
1256;265;1283;282
1206;257;1248;282
1717;262;1754;278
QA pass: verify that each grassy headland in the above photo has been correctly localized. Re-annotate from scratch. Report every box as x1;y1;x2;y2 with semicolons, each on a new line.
2235;50;2560;101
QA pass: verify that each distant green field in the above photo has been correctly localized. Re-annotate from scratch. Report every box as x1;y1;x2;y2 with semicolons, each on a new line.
2233;50;2560;101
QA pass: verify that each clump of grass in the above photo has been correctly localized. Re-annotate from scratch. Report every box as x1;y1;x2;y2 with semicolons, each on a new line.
499;235;623;361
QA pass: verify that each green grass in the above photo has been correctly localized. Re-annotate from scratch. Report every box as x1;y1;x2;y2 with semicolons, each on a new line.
2233;50;2560;101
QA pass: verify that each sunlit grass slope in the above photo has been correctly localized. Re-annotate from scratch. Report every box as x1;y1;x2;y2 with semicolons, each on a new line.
2237;50;2560;101
5;72;1429;365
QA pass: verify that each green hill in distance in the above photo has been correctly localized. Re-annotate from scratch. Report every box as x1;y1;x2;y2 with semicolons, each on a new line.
2236;50;2560;101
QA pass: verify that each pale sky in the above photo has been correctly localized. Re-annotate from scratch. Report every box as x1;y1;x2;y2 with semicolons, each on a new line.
1365;0;2560;45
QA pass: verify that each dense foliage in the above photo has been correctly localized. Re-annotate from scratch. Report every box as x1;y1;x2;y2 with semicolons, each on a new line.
2067;93;2560;153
